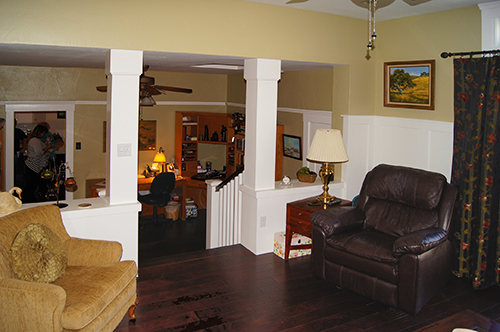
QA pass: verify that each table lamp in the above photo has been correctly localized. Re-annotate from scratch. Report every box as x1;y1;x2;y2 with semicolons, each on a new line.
306;129;349;205
153;147;167;173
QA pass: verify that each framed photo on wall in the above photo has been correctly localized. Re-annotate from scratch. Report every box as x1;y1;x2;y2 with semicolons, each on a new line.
283;134;302;160
384;60;435;110
138;120;156;151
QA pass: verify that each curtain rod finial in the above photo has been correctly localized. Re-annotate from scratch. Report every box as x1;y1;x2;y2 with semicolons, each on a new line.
441;52;450;59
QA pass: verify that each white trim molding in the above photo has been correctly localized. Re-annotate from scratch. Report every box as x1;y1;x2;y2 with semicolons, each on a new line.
479;1;500;50
342;115;453;200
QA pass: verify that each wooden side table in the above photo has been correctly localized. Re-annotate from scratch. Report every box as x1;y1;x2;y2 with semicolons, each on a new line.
285;196;351;261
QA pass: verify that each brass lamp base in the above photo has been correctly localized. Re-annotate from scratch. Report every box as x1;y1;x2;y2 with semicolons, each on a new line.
307;162;340;206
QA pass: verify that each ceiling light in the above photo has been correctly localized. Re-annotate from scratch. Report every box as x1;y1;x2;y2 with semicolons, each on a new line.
140;95;156;107
191;64;244;71
368;0;377;50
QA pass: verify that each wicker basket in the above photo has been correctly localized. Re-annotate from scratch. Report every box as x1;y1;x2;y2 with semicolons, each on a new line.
297;172;317;183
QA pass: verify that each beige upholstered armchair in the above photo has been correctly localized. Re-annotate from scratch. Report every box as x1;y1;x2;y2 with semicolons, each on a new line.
0;205;138;331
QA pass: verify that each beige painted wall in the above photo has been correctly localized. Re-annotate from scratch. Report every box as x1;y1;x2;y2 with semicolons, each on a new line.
74;104;107;198
374;6;482;122
0;66;106;101
0;0;375;119
278;69;334;111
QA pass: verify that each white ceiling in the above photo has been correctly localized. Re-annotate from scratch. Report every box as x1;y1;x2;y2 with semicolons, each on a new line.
242;0;496;21
0;0;494;74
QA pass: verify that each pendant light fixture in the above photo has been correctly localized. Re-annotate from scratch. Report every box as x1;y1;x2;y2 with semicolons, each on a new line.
367;0;377;50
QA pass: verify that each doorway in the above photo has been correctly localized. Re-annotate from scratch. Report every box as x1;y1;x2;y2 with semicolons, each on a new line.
4;103;75;201
14;111;67;202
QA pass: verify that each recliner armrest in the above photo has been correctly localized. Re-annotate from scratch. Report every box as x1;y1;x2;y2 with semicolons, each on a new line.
310;207;365;237
393;228;447;257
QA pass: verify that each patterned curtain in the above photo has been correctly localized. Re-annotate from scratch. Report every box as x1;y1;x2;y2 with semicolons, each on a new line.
451;56;500;289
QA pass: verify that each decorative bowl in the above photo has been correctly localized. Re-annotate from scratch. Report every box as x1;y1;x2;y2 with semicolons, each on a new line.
297;172;317;183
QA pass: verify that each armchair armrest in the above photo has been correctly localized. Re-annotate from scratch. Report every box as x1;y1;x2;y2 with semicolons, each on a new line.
0;278;66;331
310;207;365;237
393;228;447;257
65;237;123;266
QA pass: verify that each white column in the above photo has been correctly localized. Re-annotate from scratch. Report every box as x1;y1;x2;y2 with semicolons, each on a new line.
243;59;281;191
105;50;143;205
240;59;281;254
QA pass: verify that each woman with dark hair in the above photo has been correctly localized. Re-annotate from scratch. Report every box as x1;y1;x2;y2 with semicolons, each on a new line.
23;124;52;202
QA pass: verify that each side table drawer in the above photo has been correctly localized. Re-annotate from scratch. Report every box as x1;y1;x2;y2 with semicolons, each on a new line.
288;216;312;235
289;207;312;221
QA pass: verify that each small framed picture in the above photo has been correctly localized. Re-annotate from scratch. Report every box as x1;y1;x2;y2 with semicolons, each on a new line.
384;60;435;110
283;134;302;160
138;120;156;151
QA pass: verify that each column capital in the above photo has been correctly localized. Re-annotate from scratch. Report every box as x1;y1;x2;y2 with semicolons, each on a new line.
105;49;143;76
244;59;281;81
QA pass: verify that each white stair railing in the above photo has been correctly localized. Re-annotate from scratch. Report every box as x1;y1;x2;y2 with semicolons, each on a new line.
206;169;244;249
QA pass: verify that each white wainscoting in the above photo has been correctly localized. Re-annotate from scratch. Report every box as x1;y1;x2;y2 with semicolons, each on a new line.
342;115;454;200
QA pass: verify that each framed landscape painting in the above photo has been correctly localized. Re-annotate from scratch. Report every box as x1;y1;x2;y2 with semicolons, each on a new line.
384;60;435;110
283;134;302;160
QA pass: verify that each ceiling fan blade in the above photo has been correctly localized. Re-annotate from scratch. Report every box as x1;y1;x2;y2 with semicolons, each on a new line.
402;0;432;6
286;0;308;4
351;0;395;9
154;85;193;94
96;86;107;92
144;86;162;95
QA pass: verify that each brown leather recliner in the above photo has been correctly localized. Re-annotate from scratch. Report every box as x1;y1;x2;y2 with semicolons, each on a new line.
311;164;458;315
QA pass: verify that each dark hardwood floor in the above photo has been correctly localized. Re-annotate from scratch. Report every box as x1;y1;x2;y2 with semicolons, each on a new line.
138;209;207;267
116;211;500;331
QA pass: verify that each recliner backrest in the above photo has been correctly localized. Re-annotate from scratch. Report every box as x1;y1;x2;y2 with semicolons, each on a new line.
357;164;446;237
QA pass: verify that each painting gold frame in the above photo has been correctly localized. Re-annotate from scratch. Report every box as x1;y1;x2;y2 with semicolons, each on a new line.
384;60;435;110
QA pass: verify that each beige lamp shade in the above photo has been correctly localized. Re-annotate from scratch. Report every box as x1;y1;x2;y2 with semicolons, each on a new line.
306;129;349;163
153;152;167;163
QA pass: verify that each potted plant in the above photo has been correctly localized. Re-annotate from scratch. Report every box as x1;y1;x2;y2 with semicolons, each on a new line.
296;167;317;183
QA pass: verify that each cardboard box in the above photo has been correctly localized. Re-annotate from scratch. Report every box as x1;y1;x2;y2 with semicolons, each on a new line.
273;232;311;259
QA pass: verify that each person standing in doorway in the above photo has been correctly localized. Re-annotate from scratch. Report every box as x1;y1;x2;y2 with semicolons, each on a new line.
24;124;52;203
14;119;27;187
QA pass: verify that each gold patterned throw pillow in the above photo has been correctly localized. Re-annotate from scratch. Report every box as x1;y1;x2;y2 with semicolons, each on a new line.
10;223;67;283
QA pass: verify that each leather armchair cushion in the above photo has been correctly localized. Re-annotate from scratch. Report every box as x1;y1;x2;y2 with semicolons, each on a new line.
364;199;439;237
325;241;400;284
393;228;448;257
326;230;399;264
364;164;446;210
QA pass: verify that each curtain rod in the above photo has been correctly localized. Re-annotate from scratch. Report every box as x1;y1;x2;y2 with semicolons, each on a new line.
440;49;500;59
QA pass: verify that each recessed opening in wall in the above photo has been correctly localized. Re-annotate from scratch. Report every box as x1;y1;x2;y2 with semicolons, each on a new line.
15;111;67;202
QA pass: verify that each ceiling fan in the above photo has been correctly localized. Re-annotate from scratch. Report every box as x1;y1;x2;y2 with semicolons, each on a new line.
285;0;433;50
286;0;432;6
96;65;193;106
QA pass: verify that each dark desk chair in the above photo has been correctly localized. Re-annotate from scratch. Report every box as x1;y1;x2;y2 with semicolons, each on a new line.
138;172;176;225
